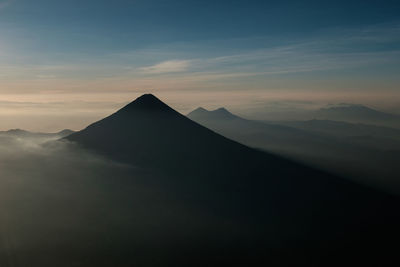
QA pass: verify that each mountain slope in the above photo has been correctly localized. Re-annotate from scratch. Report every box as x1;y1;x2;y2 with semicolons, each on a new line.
279;119;400;149
188;106;338;154
67;94;260;173
189;107;400;193
66;94;400;266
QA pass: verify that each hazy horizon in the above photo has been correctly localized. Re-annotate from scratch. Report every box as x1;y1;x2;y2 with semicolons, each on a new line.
0;0;399;131
1;92;400;132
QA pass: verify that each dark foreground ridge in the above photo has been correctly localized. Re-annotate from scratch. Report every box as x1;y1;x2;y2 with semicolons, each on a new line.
65;94;400;266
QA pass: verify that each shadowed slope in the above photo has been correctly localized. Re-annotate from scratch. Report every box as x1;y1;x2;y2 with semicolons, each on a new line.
66;94;400;266
67;94;257;172
187;106;326;153
188;107;400;193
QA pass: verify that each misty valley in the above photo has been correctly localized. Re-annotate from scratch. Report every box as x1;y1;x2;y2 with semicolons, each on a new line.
0;94;399;266
188;105;400;194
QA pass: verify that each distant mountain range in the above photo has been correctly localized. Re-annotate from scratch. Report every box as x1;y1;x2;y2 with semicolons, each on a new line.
65;94;400;266
313;103;400;127
188;106;343;157
190;107;239;120
188;106;400;192
188;105;400;153
0;128;74;138
249;103;400;129
279;119;400;144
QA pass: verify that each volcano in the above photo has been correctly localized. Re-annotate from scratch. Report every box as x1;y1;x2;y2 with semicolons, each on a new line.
66;94;400;266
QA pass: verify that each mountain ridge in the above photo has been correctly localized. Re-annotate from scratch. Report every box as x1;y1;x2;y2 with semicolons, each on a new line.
188;106;239;120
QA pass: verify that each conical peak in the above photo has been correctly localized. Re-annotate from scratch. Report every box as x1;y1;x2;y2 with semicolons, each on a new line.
187;107;209;118
212;107;237;118
214;107;229;113
132;94;163;106
135;93;159;102
191;107;208;113
121;94;172;112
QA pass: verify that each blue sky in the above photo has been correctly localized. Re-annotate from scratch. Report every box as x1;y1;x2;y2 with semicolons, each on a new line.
0;0;399;130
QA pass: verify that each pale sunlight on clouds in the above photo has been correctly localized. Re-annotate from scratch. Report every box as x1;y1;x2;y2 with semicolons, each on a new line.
139;60;191;74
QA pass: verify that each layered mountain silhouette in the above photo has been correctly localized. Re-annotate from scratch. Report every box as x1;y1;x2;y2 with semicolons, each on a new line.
252;103;400;129
66;94;400;266
187;106;332;154
280;119;400;148
319;103;397;120
190;107;239;120
314;103;400;128
189;107;400;192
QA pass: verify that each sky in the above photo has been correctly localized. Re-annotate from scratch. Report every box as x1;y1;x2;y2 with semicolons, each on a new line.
0;0;399;131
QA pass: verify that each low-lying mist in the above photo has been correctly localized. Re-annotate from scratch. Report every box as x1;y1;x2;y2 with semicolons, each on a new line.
0;136;239;267
187;106;400;195
2;95;400;266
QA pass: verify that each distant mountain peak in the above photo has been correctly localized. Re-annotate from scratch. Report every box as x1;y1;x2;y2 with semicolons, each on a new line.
187;107;208;116
120;94;172;113
208;107;238;119
192;107;208;113
214;107;233;115
314;103;400;127
7;128;27;134
188;107;238;120
323;103;372;111
329;103;364;108
319;103;396;118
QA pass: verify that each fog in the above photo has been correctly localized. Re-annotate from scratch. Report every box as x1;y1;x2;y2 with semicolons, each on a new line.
0;135;237;266
0;135;127;266
1;111;400;265
188;107;400;195
2;91;400;132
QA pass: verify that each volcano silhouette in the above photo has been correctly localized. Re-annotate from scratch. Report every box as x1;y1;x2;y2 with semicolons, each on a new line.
67;94;253;171
66;94;323;174
66;94;400;266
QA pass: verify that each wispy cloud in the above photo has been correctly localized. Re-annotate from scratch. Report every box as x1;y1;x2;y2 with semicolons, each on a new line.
125;23;400;82
138;60;191;74
1;22;399;97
